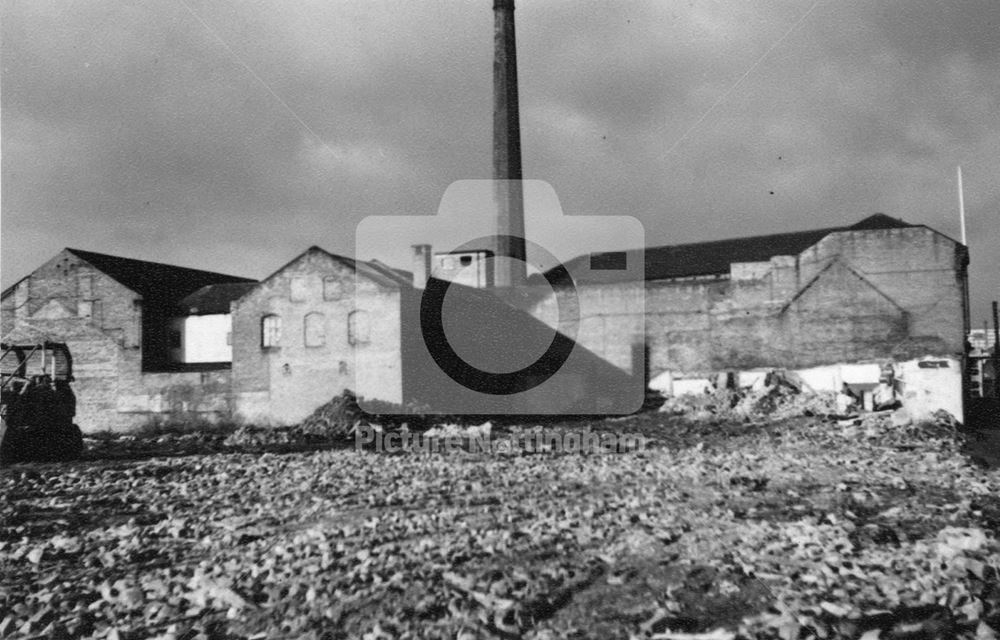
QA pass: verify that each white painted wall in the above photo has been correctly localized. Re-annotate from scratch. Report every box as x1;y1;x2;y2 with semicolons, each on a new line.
897;356;964;424
433;251;492;288
170;314;232;363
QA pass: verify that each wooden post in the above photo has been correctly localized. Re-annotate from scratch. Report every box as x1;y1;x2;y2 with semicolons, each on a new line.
993;301;999;399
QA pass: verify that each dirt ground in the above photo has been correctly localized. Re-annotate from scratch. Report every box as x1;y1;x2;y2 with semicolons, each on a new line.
2;414;1000;639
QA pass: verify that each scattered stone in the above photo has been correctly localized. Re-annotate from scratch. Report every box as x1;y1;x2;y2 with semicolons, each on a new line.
658;370;837;422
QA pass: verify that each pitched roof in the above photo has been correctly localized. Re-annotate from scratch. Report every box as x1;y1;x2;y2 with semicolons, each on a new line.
177;282;259;315
366;259;413;286
66;248;255;303
256;246;413;290
541;214;913;285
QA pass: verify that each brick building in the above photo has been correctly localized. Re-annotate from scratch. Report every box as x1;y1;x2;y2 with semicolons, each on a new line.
1;249;255;431
526;213;970;419
230;246;410;425
1;213;973;429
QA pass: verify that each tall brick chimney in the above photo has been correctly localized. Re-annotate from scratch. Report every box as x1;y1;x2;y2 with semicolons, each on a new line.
492;0;527;287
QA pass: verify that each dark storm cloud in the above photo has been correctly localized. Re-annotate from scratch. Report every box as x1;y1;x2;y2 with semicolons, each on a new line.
2;0;997;322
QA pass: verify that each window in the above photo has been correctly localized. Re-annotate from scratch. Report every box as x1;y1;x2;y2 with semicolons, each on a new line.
262;315;281;348
348;310;370;345
290;277;308;302
78;300;93;319
323;277;344;301
169;330;182;349
460;255;472;266
225;331;232;346
78;275;93;299
304;312;326;347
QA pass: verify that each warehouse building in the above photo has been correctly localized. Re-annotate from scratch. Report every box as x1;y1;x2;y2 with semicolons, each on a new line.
524;213;970;420
1;249;255;431
1;211;971;430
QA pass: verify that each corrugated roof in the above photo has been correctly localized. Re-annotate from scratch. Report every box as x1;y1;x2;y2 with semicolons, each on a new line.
541;214;913;285
177;282;259;315
66;248;255;303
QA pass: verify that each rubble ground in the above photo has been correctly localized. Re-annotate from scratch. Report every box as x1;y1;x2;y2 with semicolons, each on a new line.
2;412;1000;640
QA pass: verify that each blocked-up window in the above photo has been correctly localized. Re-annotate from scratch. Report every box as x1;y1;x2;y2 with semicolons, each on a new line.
348;310;370;346
290;277;308;302
78;300;93;319
323;277;344;301
304;312;326;347
262;314;281;348
79;275;94;299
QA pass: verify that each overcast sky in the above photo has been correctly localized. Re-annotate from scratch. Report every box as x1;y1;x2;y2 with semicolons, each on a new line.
2;0;998;324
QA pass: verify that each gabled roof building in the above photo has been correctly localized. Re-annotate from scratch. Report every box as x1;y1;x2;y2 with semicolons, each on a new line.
2;248;256;431
525;213;970;421
1;211;972;429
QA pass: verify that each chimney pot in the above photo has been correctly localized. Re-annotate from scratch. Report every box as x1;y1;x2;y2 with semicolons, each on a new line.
411;244;432;289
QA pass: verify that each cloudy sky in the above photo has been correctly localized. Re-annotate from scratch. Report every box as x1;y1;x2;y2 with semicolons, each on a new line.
2;0;998;323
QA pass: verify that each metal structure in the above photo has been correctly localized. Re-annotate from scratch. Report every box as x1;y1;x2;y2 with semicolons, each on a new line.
1;341;83;464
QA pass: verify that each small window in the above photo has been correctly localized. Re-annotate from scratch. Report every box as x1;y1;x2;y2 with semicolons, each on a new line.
262;315;281;348
348;310;370;346
460;255;472;266
290;277;308;302
169;330;182;349
225;331;232;346
323;277;344;301
304;312;326;347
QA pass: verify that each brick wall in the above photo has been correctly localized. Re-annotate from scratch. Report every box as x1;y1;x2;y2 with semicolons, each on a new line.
2;250;234;432
5;250;144;348
529;226;968;378
231;248;403;425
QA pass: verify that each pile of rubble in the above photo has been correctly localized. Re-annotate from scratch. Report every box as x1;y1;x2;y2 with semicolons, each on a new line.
298;390;368;439
223;390;368;448
659;371;837;422
223;391;431;449
848;407;964;449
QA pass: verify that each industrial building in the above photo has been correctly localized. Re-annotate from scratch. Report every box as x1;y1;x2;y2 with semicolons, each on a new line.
0;0;973;430
1;248;254;431
0;210;971;431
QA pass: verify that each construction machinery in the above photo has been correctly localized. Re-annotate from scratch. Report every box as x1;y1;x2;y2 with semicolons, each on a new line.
1;341;84;464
